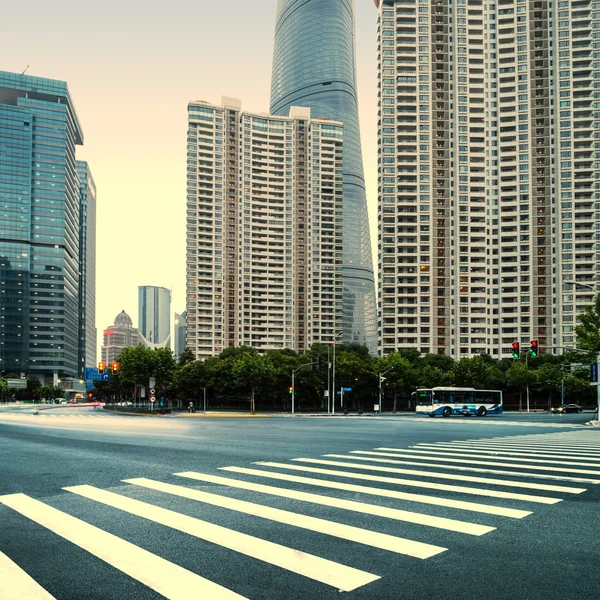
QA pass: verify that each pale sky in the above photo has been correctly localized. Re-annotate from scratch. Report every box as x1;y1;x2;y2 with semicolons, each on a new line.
0;0;380;358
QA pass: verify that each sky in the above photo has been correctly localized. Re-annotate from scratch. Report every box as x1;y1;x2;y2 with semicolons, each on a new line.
0;0;380;359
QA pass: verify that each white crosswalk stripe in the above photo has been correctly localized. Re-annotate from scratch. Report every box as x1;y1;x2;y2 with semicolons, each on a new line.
290;457;586;494
220;466;531;518
416;443;600;460
0;551;56;600
176;471;495;535
351;450;600;478
64;485;379;592
124;477;446;559
338;452;600;484
376;447;600;469
253;461;562;504
0;493;247;600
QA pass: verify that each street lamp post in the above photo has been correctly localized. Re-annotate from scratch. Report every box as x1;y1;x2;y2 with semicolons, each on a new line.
378;369;391;414
327;344;331;415
291;362;317;416
332;332;343;416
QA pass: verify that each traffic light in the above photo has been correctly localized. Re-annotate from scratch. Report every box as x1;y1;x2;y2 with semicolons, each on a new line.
530;340;538;358
98;361;105;374
112;362;119;374
289;387;293;394
512;342;520;359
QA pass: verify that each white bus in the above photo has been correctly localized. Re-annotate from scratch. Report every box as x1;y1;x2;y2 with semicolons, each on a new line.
414;387;503;417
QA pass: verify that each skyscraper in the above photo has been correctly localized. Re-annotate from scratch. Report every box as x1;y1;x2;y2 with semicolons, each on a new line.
138;286;171;348
186;98;344;358
174;311;187;360
270;0;377;354
0;71;84;380
77;161;97;375
374;1;599;358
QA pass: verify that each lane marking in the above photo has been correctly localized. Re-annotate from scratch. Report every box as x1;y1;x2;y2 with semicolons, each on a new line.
340;453;600;484
0;493;246;600
293;458;586;494
175;471;495;536
254;462;561;504
0;551;56;600
418;443;600;461
124;477;445;559
376;448;600;469
362;450;600;476
65;485;378;592
220;466;531;519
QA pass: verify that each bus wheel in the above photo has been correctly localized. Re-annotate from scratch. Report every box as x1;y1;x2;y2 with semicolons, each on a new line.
442;407;451;418
477;406;487;417
428;413;436;418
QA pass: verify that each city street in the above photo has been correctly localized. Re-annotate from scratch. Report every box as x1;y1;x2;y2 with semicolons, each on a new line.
0;406;599;600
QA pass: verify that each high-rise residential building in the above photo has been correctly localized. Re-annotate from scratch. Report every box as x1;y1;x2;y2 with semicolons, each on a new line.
174;310;187;359
101;310;139;365
138;286;171;348
270;0;377;354
375;0;599;358
0;71;84;380
186;97;344;359
76;161;97;375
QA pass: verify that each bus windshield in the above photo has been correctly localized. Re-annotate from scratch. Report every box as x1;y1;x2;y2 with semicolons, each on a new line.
415;390;432;405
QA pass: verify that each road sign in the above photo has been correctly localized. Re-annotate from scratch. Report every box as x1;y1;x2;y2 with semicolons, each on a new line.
149;388;156;396
150;397;156;403
341;387;353;392
591;363;598;383
149;377;156;389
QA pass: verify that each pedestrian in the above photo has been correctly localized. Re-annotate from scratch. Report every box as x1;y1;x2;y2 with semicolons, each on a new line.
188;401;194;414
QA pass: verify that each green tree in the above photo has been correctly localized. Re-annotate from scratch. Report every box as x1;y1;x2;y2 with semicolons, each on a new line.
453;356;503;389
377;353;419;413
536;363;564;411
505;362;537;411
173;360;210;407
117;346;177;401
231;350;276;413
575;292;600;353
178;347;196;367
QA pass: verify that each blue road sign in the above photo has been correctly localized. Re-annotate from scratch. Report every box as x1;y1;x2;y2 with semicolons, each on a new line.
591;362;598;383
341;387;353;392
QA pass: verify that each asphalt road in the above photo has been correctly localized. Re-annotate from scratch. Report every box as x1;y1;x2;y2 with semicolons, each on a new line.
0;406;598;600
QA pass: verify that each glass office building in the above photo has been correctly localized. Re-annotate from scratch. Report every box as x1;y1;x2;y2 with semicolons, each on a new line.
0;71;84;379
270;0;377;354
77;161;96;374
138;286;171;348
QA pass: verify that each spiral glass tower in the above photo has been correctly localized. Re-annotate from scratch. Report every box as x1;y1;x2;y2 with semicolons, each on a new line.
270;0;377;354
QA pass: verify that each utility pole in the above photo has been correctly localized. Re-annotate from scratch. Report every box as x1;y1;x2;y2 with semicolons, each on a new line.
291;362;317;416
378;369;391;414
327;344;331;415
332;332;342;416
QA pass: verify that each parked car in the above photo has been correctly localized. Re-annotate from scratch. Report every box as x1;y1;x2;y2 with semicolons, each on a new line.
551;404;582;414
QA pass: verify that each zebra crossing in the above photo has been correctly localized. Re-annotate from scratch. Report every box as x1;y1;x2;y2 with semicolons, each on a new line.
1;429;598;599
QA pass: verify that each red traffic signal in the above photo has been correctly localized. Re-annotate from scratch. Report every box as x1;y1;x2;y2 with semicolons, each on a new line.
112;362;119;374
98;361;105;374
530;340;538;358
512;342;520;359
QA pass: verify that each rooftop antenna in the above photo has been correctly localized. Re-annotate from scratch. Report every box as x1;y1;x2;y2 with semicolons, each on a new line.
21;65;29;75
